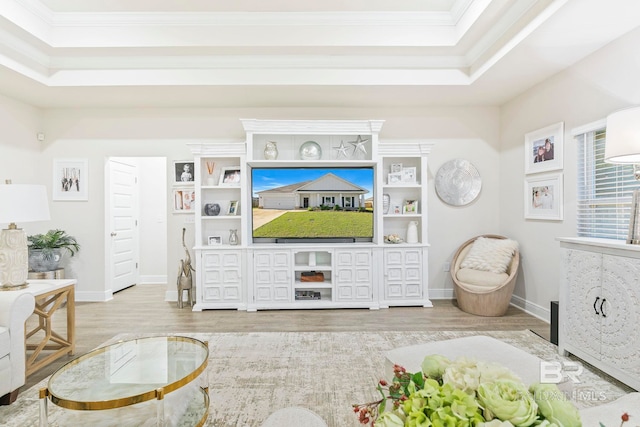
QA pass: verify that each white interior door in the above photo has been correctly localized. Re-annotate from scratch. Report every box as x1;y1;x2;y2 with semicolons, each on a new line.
107;158;139;293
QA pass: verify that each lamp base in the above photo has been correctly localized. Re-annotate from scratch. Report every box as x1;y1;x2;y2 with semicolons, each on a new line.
628;189;640;244
0;227;29;287
0;283;28;291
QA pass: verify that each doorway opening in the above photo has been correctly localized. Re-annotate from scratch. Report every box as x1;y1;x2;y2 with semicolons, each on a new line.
105;157;167;296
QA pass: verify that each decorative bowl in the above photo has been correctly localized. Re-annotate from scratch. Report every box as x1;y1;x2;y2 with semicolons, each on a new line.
299;141;322;160
384;234;404;244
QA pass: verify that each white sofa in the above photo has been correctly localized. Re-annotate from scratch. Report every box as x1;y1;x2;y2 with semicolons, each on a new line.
0;291;35;405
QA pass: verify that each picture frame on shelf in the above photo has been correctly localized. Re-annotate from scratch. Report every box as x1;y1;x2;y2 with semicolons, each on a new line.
524;122;564;174
388;172;402;185
524;172;563;221
403;199;419;214
390;163;403;173
174;161;195;184
219;166;241;186
203;203;221;216
392;204;402;215
402;167;417;183
53;158;89;201
228;200;239;215
172;188;196;213
208;235;222;245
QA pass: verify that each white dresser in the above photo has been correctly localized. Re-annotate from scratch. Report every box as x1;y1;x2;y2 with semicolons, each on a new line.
558;237;640;391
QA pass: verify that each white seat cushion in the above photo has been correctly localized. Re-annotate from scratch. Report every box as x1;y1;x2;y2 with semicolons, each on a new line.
456;268;509;290
578;392;640;427
0;327;9;359
385;335;544;387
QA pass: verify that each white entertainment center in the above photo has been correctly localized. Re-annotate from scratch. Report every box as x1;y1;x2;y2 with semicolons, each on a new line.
189;119;433;311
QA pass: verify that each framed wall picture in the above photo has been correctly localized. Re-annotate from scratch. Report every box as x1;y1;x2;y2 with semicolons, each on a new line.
208;235;222;245
524;172;563;220
228;200;239;215
524;122;564;174
174;161;195;184
172;188;196;213
53;158;89;201
219;166;241;186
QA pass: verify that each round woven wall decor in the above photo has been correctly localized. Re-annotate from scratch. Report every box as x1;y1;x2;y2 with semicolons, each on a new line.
435;159;482;206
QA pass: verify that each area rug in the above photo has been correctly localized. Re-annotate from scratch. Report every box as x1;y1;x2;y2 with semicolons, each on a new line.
1;330;632;426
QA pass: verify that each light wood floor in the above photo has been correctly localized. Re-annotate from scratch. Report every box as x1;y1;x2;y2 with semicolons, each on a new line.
23;284;550;390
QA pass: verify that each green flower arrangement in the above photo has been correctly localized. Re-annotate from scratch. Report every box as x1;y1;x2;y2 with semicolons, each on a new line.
352;355;584;427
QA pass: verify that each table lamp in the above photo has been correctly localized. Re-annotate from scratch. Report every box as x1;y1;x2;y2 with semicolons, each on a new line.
604;106;640;244
0;181;50;289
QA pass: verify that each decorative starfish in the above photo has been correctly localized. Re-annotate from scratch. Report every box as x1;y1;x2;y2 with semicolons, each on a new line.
333;140;351;158
349;135;369;157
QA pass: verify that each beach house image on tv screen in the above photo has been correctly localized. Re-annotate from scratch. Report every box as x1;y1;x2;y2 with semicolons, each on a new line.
251;167;374;243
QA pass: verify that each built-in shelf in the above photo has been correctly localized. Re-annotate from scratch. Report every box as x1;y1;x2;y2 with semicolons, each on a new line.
190;120;433;311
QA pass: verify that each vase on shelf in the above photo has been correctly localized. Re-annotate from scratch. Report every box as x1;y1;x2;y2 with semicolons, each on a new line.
264;141;279;160
229;229;239;246
406;221;419;244
382;194;390;214
205;161;216;185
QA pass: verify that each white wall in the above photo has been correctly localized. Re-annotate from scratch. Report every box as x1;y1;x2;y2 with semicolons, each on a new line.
12;24;638;312
499;26;640;320
119;157;168;285
27;106;500;301
0;94;43;186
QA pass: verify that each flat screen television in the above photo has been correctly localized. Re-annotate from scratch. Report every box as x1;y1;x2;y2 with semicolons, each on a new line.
251;167;374;243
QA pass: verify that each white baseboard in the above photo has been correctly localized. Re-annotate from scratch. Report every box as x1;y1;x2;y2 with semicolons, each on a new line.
510;294;550;323
139;275;167;285
429;288;550;323
428;288;455;299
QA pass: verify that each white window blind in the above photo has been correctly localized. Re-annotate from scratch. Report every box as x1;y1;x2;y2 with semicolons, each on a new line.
576;128;640;239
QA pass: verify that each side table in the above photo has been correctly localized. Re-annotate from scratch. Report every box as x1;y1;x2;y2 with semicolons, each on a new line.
20;279;77;376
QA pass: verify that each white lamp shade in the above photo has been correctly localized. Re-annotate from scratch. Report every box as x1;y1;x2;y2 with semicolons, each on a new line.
0;184;50;225
604;106;640;164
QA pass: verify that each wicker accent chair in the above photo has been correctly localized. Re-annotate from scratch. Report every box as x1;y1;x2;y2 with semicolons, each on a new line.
450;234;519;317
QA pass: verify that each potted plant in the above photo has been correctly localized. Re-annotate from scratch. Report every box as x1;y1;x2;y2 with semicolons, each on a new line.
27;229;80;272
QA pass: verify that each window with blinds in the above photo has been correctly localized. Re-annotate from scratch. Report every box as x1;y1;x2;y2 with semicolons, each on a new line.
577;128;640;239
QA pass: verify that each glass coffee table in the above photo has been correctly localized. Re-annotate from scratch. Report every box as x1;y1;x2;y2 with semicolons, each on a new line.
39;336;209;426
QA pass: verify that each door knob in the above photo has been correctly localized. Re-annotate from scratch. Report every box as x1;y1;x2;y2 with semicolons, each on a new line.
110;232;117;237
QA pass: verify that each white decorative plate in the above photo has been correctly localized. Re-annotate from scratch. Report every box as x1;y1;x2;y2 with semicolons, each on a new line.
435;159;482;206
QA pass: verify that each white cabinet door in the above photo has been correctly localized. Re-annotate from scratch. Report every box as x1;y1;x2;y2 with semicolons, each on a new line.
563;249;602;359
383;248;422;300
335;249;372;301
560;242;640;390
201;251;242;302
253;250;291;303
601;254;640;377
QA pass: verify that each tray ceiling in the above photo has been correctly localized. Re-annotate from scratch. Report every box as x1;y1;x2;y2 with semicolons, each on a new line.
0;0;638;108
